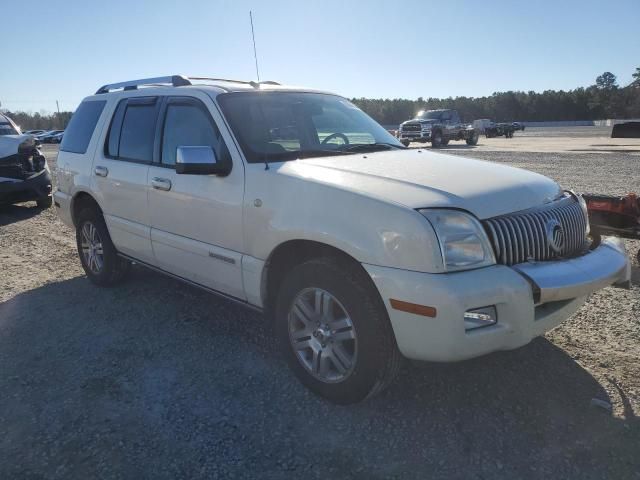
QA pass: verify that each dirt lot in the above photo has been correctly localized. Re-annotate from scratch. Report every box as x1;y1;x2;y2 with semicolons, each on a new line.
1;133;639;479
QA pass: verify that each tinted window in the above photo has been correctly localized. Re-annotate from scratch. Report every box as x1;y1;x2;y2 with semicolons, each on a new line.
118;102;158;161
60;100;106;153
161;102;230;166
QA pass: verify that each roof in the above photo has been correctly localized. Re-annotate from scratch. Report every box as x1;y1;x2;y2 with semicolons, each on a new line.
93;75;331;97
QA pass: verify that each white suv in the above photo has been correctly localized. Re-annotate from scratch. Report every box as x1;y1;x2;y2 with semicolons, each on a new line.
55;75;631;404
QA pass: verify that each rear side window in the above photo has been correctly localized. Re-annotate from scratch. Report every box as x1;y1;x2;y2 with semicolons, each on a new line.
105;97;159;162
60;100;106;154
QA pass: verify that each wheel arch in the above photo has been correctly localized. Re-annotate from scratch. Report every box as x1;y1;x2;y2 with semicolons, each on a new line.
71;190;102;227
261;239;384;319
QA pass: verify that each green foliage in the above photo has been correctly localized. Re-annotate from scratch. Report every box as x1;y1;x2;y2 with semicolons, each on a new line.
2;110;73;131
595;72;618;90
354;70;640;125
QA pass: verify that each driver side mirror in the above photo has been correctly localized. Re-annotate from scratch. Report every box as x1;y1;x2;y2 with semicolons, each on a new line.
176;146;230;175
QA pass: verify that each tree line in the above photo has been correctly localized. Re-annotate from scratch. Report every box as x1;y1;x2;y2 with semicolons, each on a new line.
352;68;640;125
4;110;73;131
3;68;639;130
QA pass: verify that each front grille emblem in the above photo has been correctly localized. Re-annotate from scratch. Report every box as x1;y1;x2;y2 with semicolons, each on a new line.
546;219;564;253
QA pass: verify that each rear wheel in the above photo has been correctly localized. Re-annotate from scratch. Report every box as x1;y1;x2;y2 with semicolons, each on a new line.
76;207;130;286
275;257;402;404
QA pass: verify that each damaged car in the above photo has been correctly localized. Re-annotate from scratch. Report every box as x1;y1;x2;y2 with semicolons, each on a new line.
0;113;53;209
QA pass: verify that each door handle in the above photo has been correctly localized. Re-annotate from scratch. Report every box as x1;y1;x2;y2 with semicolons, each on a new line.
94;166;108;177
151;177;172;191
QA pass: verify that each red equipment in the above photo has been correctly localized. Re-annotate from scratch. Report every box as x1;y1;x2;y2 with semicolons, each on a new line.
583;192;640;262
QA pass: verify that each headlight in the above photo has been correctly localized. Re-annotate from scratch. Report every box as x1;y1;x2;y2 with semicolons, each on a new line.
420;209;496;272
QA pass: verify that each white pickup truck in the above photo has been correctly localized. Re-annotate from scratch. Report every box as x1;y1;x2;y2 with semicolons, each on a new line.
54;76;631;404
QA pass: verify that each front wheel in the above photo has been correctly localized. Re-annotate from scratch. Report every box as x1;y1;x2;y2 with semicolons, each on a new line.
76;207;130;286
431;131;443;148
275;258;402;404
400;139;410;147
466;131;479;145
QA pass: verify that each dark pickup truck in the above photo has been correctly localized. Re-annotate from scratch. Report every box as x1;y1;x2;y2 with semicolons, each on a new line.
398;109;479;148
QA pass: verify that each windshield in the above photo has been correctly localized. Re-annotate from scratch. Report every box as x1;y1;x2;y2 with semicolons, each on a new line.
218;92;403;163
415;110;446;120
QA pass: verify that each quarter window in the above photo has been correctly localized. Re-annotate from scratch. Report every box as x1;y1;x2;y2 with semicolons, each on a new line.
60;100;106;154
161;102;230;166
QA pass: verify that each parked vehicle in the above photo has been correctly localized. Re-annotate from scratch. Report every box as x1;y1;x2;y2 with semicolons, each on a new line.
485;122;516;138
54;75;631;404
48;131;64;144
0;114;53;208
472;118;492;134
40;130;65;143
398;109;479;147
512;122;525;131
23;129;47;136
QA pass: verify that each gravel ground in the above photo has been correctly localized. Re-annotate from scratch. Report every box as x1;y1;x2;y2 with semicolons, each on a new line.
1;144;639;479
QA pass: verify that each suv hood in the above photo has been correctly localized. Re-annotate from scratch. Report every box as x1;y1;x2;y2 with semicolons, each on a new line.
402;119;437;126
279;149;562;219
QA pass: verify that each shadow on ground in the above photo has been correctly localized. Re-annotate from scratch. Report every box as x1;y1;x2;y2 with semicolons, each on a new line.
0;202;43;226
0;270;638;479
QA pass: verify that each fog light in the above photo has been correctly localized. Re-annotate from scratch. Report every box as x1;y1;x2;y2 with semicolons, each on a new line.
464;306;497;331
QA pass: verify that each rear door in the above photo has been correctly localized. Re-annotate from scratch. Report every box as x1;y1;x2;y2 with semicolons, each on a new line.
91;96;159;264
147;94;245;299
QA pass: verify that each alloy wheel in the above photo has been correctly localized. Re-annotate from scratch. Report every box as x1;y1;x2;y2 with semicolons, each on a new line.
288;288;358;383
80;221;104;274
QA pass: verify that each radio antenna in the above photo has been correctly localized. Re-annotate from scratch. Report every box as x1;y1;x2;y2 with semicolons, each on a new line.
249;11;260;82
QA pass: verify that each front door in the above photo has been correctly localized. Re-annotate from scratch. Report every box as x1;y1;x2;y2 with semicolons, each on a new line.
147;94;245;299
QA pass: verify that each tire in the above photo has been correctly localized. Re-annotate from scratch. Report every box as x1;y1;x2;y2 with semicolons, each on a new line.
275;257;402;404
441;139;450;146
401;139;410;147
431;130;443;148
466;131;479;146
75;207;130;286
36;196;53;209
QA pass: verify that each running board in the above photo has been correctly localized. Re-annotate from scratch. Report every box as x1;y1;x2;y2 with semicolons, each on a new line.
117;253;263;313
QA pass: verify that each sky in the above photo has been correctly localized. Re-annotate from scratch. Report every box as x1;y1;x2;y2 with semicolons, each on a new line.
1;0;639;113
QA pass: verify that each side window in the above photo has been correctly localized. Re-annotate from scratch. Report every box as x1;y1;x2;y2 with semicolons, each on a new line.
161;100;230;166
451;111;461;124
105;97;158;161
60;100;106;154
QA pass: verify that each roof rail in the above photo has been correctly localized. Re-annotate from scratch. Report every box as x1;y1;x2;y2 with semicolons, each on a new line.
95;75;280;94
95;75;191;94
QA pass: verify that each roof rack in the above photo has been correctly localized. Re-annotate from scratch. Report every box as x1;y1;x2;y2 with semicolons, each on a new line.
95;75;281;94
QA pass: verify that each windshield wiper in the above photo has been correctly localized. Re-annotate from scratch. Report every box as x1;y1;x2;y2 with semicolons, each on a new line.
297;149;357;159
337;142;404;152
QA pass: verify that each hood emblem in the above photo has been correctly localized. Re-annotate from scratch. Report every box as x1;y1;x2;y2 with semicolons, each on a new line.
545;219;564;254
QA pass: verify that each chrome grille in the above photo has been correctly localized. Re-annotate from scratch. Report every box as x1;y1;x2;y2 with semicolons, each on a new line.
401;123;422;132
483;194;589;266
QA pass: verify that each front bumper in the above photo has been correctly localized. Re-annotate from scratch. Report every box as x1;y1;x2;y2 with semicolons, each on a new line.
0;169;52;205
364;238;630;362
399;131;431;142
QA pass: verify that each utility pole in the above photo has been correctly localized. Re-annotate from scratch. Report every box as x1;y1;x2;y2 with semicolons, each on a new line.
56;100;60;115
